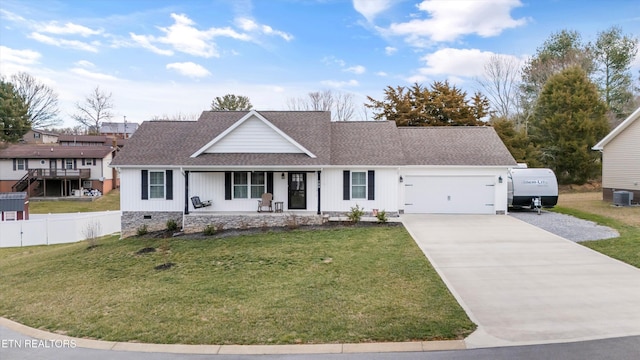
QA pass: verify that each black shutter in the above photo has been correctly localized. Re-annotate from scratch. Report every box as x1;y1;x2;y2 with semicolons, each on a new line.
93;158;96;166
13;159;16;170
82;159;85;166
25;159;29;170
141;170;148;200
266;172;273;194
165;170;173;200
225;172;232;200
73;159;77;169
367;170;375;200
343;170;350;200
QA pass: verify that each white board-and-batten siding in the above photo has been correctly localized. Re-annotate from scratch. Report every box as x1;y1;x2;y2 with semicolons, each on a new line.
602;118;640;191
321;168;400;213
120;168;184;212
204;117;303;154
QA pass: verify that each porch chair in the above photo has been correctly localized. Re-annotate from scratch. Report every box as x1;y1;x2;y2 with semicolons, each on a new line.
191;196;212;209
257;193;273;212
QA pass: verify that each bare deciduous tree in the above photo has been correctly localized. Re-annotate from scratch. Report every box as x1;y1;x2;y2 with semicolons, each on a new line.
333;92;355;121
150;112;200;121
476;55;521;119
10;72;60;128
287;89;355;121
71;86;114;134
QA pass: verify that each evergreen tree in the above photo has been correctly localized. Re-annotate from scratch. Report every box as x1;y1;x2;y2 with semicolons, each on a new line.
530;67;609;184
366;81;489;126
591;26;638;120
491;117;541;167
0;79;31;143
210;94;252;111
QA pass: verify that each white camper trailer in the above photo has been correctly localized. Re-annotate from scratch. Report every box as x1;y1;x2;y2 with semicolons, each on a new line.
508;168;558;209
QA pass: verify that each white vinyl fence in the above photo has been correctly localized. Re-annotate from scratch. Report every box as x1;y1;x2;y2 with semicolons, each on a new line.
0;211;121;248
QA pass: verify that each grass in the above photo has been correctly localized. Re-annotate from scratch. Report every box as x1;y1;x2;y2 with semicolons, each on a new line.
0;226;475;345
555;192;640;268
29;189;120;214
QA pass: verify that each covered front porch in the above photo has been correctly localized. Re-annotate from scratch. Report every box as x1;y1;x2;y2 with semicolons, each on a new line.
183;169;322;215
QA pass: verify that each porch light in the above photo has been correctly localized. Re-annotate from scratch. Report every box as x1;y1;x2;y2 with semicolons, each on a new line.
399;176;403;183
498;176;503;184
281;172;285;179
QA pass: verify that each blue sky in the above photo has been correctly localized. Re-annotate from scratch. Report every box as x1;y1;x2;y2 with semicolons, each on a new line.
1;0;639;126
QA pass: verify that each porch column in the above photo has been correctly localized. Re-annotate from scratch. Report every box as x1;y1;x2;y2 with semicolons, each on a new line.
317;171;321;215
184;171;190;215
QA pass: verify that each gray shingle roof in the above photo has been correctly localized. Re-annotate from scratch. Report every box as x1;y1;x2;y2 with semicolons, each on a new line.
111;111;516;168
0;144;114;159
398;126;517;166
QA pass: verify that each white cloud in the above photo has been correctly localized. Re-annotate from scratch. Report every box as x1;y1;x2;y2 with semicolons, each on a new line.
414;48;524;81
386;0;528;46
322;56;346;67
74;60;95;68
29;32;99;52
353;0;395;22
376;71;388;77
39;22;102;37
0;46;41;64
0;9;27;23
129;33;174;56
235;17;293;41
320;79;359;88
344;65;366;74
131;13;252;58
70;67;118;81
385;46;397;56
166;62;211;78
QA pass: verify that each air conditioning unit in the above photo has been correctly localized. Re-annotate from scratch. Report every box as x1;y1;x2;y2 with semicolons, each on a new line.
613;191;633;206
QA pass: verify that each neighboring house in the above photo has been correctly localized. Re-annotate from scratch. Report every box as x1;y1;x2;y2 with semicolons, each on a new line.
100;121;139;139
0;144;116;196
58;134;112;147
21;129;59;144
0;192;29;221
111;110;517;236
592;106;640;203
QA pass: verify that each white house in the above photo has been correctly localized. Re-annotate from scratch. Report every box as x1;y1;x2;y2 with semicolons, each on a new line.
111;110;517;236
592;106;640;203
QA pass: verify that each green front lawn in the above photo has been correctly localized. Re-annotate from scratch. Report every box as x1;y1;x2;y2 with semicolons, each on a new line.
0;226;475;345
29;189;120;213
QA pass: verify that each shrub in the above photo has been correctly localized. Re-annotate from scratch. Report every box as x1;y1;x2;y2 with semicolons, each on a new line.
203;224;216;236
376;210;388;224
166;219;179;231
347;204;365;224
136;224;148;236
83;220;102;249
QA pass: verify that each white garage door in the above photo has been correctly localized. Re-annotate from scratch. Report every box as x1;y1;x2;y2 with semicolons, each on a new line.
404;176;495;214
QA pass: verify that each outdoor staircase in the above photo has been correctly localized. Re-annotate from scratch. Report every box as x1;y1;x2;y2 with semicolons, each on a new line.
12;169;38;193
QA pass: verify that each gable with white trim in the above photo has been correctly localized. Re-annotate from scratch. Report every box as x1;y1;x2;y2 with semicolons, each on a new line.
205;115;303;154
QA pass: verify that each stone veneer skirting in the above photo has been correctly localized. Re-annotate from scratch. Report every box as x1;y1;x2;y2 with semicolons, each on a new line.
121;211;328;238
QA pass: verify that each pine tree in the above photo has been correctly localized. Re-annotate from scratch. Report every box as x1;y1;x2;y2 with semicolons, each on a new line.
530;67;609;184
0;79;31;143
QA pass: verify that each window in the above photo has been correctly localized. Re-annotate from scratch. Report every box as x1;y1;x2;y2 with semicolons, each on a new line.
84;159;94;166
65;159;73;169
16;159;25;170
351;172;367;199
149;171;165;199
3;211;17;221
343;170;375;201
83;181;92;188
34;133;41;139
233;172;266;199
40;160;46;165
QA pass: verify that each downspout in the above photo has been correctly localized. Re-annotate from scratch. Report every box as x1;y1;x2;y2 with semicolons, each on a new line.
317;170;321;215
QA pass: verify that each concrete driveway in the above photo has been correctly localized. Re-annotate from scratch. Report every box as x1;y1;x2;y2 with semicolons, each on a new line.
401;214;640;348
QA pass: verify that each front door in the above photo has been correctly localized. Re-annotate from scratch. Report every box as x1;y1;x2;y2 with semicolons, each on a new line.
49;159;57;175
288;173;306;209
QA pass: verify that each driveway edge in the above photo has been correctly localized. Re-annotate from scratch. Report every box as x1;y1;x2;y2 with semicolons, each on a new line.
0;317;466;354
